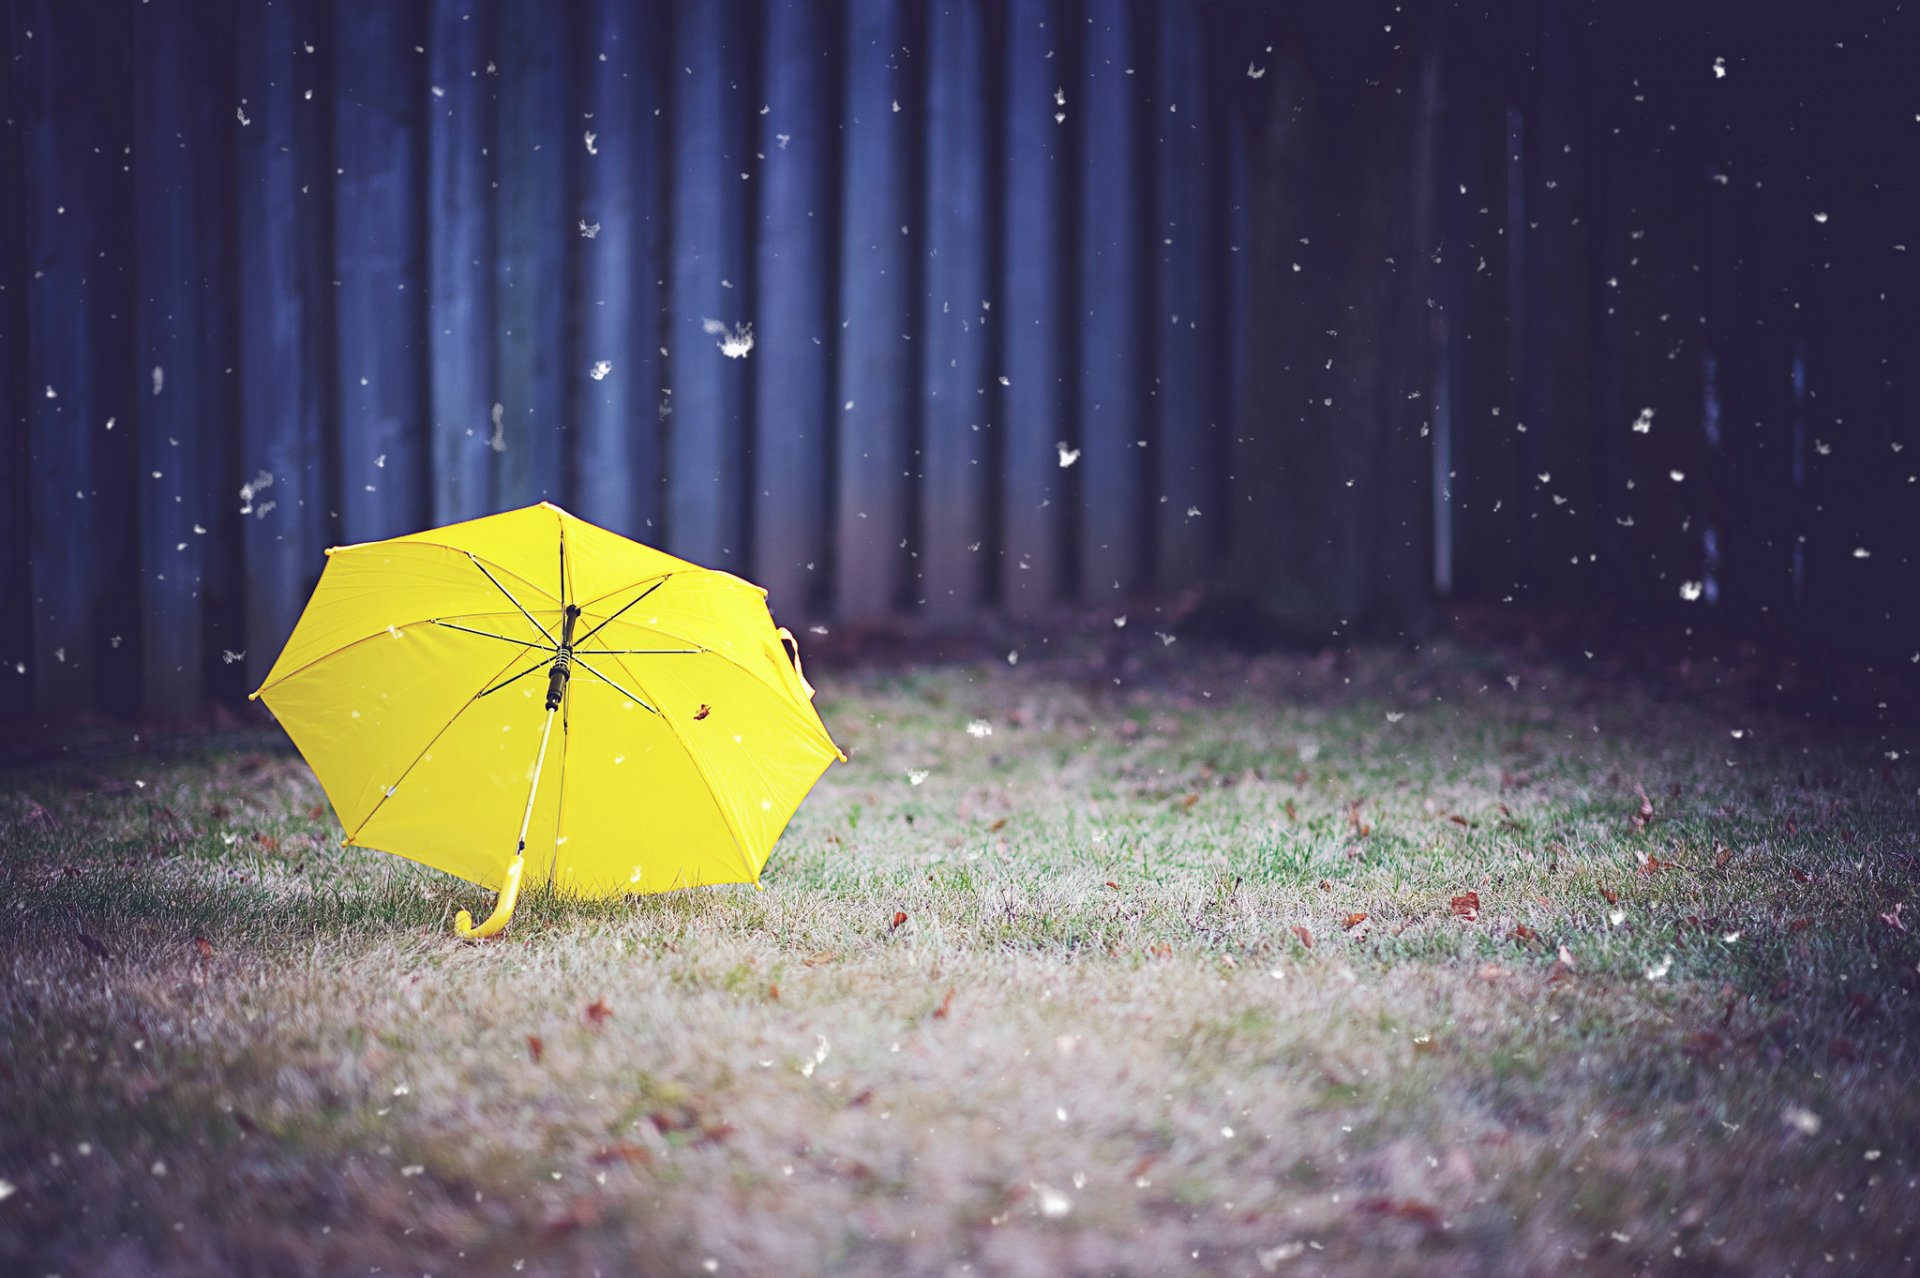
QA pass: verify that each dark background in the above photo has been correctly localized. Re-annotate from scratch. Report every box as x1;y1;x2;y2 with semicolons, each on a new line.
2;0;1916;724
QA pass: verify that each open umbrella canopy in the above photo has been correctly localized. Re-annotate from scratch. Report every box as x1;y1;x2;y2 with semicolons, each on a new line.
251;502;844;936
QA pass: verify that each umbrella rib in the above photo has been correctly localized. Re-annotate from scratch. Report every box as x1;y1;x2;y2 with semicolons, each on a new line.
477;656;555;698
571;577;670;650
569;654;660;715
432;619;557;651
572;647;700;656
468;552;558;646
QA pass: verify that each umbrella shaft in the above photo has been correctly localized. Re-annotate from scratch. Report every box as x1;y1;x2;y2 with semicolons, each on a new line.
544;604;583;710
516;703;559;855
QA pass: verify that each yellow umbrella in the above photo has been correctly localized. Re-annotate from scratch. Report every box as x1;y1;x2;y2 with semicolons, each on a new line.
251;502;844;938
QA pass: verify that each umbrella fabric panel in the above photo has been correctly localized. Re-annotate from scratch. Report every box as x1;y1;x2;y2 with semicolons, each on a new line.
261;623;545;890
345;665;569;894
543;676;757;895
260;540;558;690
595;646;841;874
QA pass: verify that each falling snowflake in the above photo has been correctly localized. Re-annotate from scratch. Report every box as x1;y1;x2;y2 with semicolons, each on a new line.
583;130;598;155
965;719;992;738
702;318;754;358
906;768;930;786
589;360;612;381
1711;56;1727;78
1632;406;1654;433
578;219;601;238
1247;62;1267;79
1056;442;1080;468
1679;581;1703;601
236;105;251;126
1644;954;1673;980
151;367;164;395
1032;1182;1072;1218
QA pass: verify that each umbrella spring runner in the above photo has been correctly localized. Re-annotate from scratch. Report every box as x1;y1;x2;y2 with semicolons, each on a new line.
457;604;582;939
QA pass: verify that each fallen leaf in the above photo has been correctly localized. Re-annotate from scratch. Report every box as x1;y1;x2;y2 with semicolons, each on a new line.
989;817;1008;832
802;951;838;966
890;910;908;930
932;986;955;1019
192;937;213;960
1291;925;1314;949
1629;785;1653;832
1448;814;1471;828
1284;799;1298;822
1449;891;1481;921
526;1035;544;1063
1602;888;1619;905
693;704;711;721
1356;1196;1443;1228
1105;881;1120;890
1341;912;1369;931
1787;917;1812;934
1179;793;1199;810
1880;904;1907;931
1556;944;1576;968
591;1143;652;1166
1784;812;1799;836
76;930;112;961
1510;924;1537;943
1681;1030;1725;1060
1479;963;1507;981
1148;941;1172;959
584;999;613;1026
1713;845;1733;869
1828;1037;1859;1063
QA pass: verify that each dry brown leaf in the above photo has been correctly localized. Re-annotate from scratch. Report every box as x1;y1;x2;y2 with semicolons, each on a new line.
1179;793;1199;811
192;936;214;960
989;817;1008;832
526;1035;544;1063
75;930;112;961
768;982;780;1001
1629;785;1654;832
591;1143;652;1166
584;999;613;1026
1291;925;1314;949
1713;845;1733;869
932;986;956;1019
1510;924;1537;943
1449;891;1481;921
890;910;908;930
1341;912;1369;931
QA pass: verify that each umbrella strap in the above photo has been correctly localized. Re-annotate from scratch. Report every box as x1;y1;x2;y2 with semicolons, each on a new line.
454;704;558;940
775;627;816;700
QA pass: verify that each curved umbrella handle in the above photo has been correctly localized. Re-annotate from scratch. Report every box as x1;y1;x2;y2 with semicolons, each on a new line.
454;855;524;939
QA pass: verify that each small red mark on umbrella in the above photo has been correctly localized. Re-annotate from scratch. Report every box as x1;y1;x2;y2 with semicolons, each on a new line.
693;704;711;720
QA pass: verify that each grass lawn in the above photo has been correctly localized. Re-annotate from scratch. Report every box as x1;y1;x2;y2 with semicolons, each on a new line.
3;633;1916;1277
